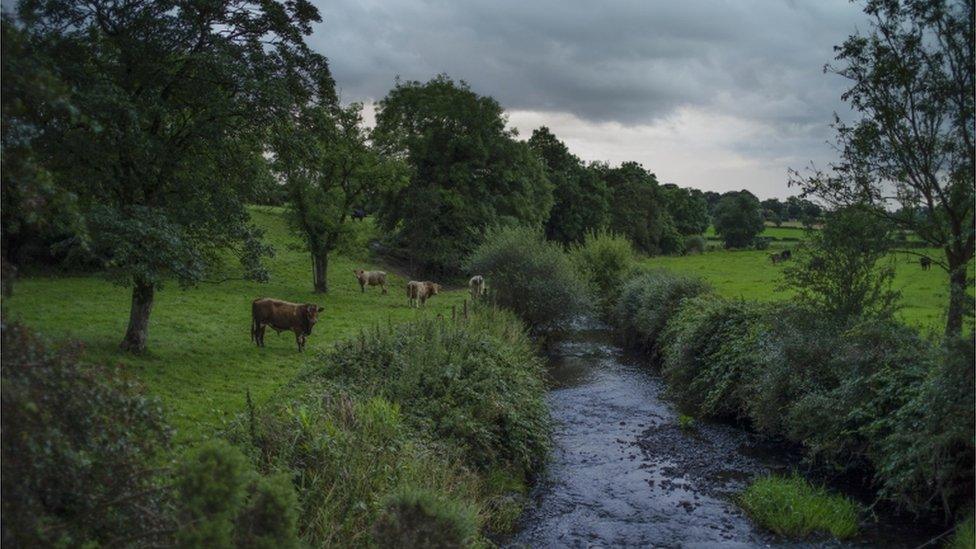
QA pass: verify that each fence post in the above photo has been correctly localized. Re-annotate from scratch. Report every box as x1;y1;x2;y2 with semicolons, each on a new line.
451;305;456;321
463;299;468;319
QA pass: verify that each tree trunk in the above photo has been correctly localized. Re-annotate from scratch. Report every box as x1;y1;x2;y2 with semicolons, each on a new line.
120;279;154;353
312;252;328;293
945;258;968;338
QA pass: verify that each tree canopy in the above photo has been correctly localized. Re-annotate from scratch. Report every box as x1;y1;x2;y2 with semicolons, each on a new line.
712;191;765;248
596;162;679;254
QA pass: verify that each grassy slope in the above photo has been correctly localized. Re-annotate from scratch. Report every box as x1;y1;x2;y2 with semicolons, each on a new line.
3;207;469;444
642;246;969;332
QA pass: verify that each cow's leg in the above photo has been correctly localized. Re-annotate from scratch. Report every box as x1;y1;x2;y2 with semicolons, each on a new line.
360;281;365;293
381;282;387;295
257;324;265;347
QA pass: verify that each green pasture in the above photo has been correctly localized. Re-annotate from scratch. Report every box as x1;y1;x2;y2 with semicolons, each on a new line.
3;207;469;444
642;247;969;333
704;224;810;242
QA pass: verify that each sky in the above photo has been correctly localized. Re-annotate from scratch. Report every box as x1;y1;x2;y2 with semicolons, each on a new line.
305;0;870;199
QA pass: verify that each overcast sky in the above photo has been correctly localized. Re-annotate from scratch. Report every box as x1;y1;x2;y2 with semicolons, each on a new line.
306;0;868;199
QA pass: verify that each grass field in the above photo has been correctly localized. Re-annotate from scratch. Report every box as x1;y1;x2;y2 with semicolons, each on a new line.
3;207;470;444
642;246;969;333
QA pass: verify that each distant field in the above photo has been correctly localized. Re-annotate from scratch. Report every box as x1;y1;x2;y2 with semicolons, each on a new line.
641;247;970;333
705;224;810;242
3;207;470;444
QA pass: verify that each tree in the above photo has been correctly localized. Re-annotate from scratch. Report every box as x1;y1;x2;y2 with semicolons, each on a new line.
528;127;610;244
274;103;405;293
761;198;786;219
792;0;974;336
372;76;553;274
661;186;710;235
12;0;333;352
712;192;765;248
595;162;678;254
783;206;899;321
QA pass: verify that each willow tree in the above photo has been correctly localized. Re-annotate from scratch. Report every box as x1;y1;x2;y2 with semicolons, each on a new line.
793;0;974;336
13;0;334;352
274;103;405;293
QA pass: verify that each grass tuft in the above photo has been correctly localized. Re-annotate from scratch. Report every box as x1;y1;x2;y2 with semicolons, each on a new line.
739;474;859;540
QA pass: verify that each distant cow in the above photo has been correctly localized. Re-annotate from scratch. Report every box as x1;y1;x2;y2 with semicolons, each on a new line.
352;208;366;221
920;256;932;270
769;253;784;264
469;275;486;300
251;298;323;352
780;249;792;260
407;280;441;308
354;269;388;294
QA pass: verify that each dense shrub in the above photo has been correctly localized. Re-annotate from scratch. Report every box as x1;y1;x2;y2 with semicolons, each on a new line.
610;270;711;355
0;323;302;547
660;297;768;419
466;225;587;333
570;229;636;316
229;307;550;545
371;487;478;548
683;234;706;255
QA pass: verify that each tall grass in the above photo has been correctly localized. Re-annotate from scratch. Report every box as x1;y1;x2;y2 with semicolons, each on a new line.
739;474;859;539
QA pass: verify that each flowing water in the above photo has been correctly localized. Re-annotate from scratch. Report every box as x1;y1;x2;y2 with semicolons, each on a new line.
507;320;934;548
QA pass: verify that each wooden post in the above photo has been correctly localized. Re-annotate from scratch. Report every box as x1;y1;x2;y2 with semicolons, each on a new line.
463;299;468;319
451;305;456;321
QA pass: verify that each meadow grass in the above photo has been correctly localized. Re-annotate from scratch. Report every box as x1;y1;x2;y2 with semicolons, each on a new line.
2;207;470;444
739;474;859;539
641;246;970;332
947;514;975;549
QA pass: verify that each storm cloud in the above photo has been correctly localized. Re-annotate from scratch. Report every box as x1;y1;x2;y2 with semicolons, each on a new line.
306;0;869;197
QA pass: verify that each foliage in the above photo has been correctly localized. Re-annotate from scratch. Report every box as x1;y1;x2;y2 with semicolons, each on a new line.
529;127;610;244
228;308;550;545
791;0;974;336
466;226;587;333
712;191;765;248
739;474;859;539
273;102;405;292
661;185;710;235
683;234;706;255
783;205;899;321
570;230;636;316
371;487;479;548
11;0;334;351
595;161;676;254
947;514;975;549
660;297;767;420
677;414;696;432
610;270;711;355
372;75;553;274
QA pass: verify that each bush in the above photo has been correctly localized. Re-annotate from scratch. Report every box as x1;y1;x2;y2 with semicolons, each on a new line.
371;487;478;548
739;474;859;539
466;225;587;333
229;308;550;545
752;236;771;250
570;229;636;316
610;270;711;355
683;234;706;255
661;297;767;419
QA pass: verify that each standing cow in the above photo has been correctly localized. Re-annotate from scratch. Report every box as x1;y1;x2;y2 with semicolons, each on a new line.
469;275;486;301
920;256;932;270
406;280;441;308
251;298;323;352
354;269;388;294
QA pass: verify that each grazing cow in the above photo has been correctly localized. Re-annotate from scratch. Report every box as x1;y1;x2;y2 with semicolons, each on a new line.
251;298;323;352
406;280;441;308
920;256;932;270
353;269;388;294
469;275;486;300
352;208;366;221
780;249;792;260
769;253;784;264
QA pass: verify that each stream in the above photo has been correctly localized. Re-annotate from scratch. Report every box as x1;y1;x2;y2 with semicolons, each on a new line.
507;320;934;548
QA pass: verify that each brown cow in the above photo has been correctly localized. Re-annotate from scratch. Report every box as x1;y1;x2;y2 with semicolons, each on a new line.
251;298;323;352
769;253;784;264
353;269;388;294
920;256;932;270
406;280;441;308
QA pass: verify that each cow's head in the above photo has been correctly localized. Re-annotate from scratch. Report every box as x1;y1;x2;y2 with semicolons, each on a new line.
302;304;324;335
353;269;364;277
430;283;441;295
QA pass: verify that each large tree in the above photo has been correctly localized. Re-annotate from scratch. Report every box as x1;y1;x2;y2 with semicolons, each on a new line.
661;185;710;235
595;162;678;254
712;191;765;248
792;0;974;336
528;127;610;244
372;76;553;274
12;0;332;352
273;103;405;293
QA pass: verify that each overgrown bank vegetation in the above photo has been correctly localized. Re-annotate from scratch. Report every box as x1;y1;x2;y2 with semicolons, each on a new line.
608;267;974;527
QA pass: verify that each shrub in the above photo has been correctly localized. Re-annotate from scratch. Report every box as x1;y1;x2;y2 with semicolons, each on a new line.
661;297;767;419
466;225;587;333
610;270;711;355
570;229;636;316
229;308;550;545
371;487;478;548
1;322;172;547
752;236;771;250
739;474;859;539
683;234;706;255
